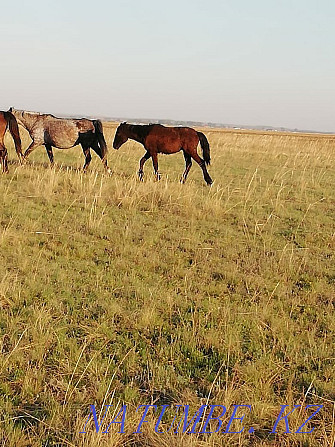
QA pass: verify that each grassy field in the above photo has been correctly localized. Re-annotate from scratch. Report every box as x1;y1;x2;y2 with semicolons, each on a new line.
1;124;335;446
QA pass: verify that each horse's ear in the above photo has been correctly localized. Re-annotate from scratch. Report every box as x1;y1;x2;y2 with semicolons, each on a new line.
8;107;13;112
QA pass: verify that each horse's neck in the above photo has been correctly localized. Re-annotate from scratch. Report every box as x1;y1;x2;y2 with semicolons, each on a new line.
19;112;40;130
127;125;147;144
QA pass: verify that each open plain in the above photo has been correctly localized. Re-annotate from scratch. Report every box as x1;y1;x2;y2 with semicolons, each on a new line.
1;124;335;446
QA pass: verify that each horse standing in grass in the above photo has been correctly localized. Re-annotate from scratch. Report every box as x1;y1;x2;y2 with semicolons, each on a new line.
0;111;23;173
113;122;213;185
9;108;111;174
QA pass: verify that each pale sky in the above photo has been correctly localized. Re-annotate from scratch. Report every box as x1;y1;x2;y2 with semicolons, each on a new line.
1;0;335;131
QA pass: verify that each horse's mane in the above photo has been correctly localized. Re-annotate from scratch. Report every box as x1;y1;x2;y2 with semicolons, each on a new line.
127;123;161;140
17;110;42;115
15;110;62;120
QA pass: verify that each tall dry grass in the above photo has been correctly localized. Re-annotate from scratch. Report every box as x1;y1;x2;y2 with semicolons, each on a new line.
0;125;335;446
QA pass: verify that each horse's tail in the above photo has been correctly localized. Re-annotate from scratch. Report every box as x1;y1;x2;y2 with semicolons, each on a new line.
4;111;23;160
93;119;107;160
197;131;210;165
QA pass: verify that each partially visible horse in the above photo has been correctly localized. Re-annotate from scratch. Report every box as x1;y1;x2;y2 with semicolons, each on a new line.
0;111;23;173
9;108;111;174
113;123;213;185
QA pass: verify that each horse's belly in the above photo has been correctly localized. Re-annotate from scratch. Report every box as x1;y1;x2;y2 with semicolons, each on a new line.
147;134;181;153
157;141;180;153
46;122;79;148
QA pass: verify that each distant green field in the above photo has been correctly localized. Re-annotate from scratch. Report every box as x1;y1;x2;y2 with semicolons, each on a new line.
1;125;335;446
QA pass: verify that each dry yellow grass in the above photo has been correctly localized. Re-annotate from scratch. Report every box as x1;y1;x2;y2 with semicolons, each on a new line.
0;124;335;446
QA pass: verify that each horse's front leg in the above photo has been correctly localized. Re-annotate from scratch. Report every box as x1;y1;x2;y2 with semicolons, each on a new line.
23;138;43;161
151;152;161;181
138;151;151;181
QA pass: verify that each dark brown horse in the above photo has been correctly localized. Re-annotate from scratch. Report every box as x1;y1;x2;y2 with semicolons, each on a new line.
113;123;213;185
0;111;23;173
9;108;111;174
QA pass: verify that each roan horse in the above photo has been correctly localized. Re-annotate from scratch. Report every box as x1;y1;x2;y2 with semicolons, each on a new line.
0;111;23;173
9;108;111;174
113;123;213;185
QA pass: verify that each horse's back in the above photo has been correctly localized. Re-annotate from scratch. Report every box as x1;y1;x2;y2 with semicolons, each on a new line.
169;126;199;149
44;116;93;132
145;125;180;152
175;126;198;140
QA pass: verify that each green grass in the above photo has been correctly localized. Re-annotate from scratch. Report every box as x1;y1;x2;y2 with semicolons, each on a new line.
0;126;335;446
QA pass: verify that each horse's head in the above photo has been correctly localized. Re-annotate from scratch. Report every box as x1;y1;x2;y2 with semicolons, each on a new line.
113;122;129;150
8;107;19;116
8;107;21;114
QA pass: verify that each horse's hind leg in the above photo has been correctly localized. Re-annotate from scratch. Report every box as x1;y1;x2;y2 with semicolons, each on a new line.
81;145;92;172
91;140;112;175
139;151;151;181
0;144;8;173
181;151;192;183
190;151;213;185
45;144;54;165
